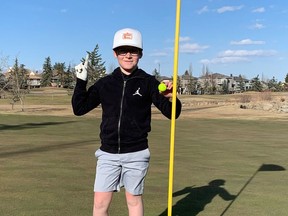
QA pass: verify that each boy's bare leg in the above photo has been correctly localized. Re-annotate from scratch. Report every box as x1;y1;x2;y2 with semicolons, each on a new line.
125;191;144;216
93;192;113;216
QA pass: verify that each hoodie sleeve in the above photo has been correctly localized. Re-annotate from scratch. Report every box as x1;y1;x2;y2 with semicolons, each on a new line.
151;78;182;119
71;78;101;116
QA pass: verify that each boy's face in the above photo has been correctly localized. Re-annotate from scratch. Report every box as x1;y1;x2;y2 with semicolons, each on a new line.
114;46;142;74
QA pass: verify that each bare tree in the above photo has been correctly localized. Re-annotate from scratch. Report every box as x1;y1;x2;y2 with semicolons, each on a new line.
152;68;161;81
0;55;9;98
8;58;28;111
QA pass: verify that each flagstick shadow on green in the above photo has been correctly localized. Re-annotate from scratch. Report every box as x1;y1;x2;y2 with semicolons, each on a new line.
220;164;286;216
158;179;236;216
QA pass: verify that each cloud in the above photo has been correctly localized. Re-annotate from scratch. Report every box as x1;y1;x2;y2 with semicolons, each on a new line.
200;56;249;64
200;49;277;64
219;49;277;57
217;5;244;13
251;23;265;29
179;37;191;42
230;39;265;45
149;52;168;57
197;6;209;14
252;7;265;13
180;43;209;54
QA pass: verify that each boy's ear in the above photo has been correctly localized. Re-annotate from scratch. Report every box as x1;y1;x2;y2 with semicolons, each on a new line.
113;50;117;58
139;50;143;59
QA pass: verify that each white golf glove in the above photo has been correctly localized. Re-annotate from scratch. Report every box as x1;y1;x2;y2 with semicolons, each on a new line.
75;54;89;81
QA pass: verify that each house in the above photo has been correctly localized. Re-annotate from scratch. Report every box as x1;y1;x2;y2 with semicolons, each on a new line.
27;71;41;88
197;72;231;93
232;75;252;92
187;72;253;94
179;71;197;94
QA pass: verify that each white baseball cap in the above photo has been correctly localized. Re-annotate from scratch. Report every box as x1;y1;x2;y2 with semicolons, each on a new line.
112;28;143;50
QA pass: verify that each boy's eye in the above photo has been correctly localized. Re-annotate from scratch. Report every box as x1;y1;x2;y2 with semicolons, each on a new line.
118;49;140;56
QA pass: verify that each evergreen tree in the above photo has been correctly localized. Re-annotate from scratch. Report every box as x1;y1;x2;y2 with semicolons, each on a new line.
53;62;66;87
222;79;229;94
82;44;106;88
251;75;263;92
63;64;75;89
188;64;197;94
185;70;196;94
285;73;288;83
0;73;5;89
267;76;278;91
41;57;53;87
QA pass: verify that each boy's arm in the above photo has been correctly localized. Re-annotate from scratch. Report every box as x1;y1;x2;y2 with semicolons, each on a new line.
71;78;100;116
71;56;100;115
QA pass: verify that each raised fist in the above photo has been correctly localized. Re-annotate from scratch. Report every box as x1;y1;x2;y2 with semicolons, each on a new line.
75;54;89;81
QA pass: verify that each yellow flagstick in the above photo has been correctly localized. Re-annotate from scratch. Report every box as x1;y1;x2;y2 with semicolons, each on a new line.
167;0;181;216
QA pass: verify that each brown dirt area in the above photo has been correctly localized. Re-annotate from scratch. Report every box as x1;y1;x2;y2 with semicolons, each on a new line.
1;92;288;121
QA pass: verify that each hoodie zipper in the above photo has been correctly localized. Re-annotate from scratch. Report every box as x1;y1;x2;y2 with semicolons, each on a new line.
117;80;126;153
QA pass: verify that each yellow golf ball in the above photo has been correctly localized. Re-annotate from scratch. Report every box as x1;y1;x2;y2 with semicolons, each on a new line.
158;83;167;92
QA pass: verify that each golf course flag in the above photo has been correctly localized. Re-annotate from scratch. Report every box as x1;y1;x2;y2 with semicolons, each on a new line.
167;0;181;216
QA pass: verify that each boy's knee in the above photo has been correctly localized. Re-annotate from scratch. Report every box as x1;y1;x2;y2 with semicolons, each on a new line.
93;192;112;214
126;193;143;207
94;200;108;210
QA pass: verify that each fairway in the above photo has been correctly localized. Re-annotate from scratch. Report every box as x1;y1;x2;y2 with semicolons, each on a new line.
1;114;287;215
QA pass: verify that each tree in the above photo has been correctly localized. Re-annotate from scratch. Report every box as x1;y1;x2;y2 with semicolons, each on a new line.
222;79;229;94
251;75;263;92
62;64;75;89
82;44;106;88
8;58;28;110
239;75;246;92
285;73;288;83
0;55;9;97
183;70;196;94
0;73;5;89
0;73;7;98
152;68;161;81
41;56;53;87
53;62;66;87
267;76;279;91
187;65;197;94
201;65;210;94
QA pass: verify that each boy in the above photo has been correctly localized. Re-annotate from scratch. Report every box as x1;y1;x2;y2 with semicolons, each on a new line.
72;28;181;216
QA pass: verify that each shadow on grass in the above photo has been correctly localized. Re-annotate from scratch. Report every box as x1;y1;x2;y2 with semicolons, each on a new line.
0;139;98;158
0;121;76;131
220;164;286;216
158;179;236;216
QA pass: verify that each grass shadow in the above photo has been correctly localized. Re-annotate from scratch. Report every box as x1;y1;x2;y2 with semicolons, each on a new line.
0;139;98;158
0;121;75;131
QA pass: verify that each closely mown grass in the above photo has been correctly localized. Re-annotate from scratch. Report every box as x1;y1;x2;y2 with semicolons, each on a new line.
1;114;288;215
0;88;72;106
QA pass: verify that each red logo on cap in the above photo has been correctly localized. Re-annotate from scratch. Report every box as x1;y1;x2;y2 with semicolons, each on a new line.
122;32;133;40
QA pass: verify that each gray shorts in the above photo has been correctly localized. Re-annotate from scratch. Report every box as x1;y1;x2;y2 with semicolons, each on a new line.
94;148;150;195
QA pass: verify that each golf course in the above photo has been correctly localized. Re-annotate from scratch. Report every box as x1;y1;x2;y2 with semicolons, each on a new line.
1;88;288;216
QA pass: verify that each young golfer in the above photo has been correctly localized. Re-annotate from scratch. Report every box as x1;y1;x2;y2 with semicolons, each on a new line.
72;28;182;216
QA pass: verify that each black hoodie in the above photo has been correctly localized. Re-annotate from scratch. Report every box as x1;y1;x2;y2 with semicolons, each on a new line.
72;67;181;154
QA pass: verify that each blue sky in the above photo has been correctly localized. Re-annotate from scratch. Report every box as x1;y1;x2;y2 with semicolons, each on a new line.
1;0;288;81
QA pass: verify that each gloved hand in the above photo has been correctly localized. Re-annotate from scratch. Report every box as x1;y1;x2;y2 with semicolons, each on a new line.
75;54;89;81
